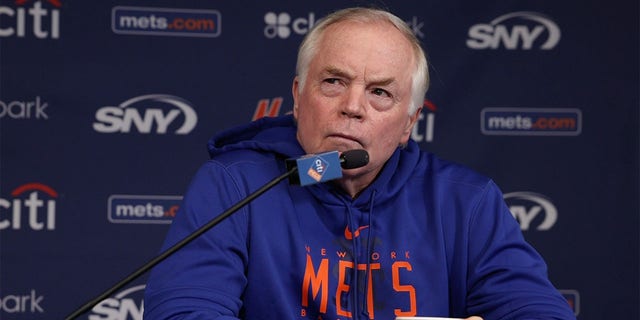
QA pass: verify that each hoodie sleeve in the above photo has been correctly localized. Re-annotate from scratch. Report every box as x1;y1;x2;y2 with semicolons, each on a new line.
143;161;249;319
465;181;575;320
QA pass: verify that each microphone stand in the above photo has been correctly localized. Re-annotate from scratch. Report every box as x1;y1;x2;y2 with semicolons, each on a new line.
65;166;298;320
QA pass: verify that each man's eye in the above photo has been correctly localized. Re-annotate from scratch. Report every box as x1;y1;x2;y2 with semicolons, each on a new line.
372;88;390;97
324;78;340;85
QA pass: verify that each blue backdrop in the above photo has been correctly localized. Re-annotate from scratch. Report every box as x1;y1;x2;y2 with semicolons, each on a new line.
1;0;638;319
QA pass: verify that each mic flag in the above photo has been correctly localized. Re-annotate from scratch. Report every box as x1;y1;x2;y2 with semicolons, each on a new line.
286;151;342;186
286;150;370;186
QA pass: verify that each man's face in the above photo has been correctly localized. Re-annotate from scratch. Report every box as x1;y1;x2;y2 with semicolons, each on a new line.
293;20;420;181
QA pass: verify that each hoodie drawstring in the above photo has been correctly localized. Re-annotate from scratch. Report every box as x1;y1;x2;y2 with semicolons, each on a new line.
345;204;360;318
361;190;376;319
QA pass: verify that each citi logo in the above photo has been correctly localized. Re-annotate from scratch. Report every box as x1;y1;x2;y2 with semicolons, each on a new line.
306;157;329;182
0;96;49;119
90;284;144;320
93;94;198;135
467;12;561;50
0;0;61;39
264;12;315;39
108;195;181;224
411;99;437;143
0;183;57;231
504;191;557;231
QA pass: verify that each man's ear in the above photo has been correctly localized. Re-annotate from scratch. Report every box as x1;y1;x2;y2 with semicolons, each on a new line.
292;77;300;119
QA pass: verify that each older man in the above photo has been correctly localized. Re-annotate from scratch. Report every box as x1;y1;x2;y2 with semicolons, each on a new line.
144;7;575;320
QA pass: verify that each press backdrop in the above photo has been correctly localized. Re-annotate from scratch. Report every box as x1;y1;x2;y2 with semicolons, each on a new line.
1;0;638;319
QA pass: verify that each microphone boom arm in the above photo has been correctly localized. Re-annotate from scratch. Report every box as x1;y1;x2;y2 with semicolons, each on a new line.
65;166;298;320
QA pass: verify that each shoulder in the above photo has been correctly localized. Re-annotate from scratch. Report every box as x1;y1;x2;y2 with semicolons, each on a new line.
418;151;492;192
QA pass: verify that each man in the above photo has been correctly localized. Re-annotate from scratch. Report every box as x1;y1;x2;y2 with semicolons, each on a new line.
144;7;575;320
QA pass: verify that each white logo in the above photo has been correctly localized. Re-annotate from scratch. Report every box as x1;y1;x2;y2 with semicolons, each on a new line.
405;16;425;38
0;290;44;314
0;183;57;231
504;191;558;231
0;96;49;119
0;1;60;39
90;285;144;320
467;12;560;50
264;12;315;39
93;94;198;135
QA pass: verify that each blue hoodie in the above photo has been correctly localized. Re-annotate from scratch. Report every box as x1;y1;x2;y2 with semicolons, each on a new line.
144;115;575;320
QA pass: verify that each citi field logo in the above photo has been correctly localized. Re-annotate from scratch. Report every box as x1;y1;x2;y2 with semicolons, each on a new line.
93;94;198;135
112;6;221;37
467;12;560;50
0;0;61;39
504;191;557;231
108;195;181;224
0;183;57;231
264;12;316;39
0;96;49;120
481;108;581;136
90;284;145;320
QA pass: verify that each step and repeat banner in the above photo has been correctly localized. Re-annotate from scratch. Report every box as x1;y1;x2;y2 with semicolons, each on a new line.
1;0;638;319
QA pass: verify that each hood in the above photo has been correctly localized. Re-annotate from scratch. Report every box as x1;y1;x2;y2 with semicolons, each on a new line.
207;114;423;206
207;115;305;160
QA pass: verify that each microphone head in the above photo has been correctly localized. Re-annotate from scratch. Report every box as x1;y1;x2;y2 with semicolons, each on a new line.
340;149;369;169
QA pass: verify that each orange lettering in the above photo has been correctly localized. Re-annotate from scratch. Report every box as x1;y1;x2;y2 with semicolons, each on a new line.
336;260;353;317
302;254;329;313
391;251;397;259
301;309;306;316
392;261;416;317
371;252;380;261
321;248;327;256
405;251;411;259
357;263;381;319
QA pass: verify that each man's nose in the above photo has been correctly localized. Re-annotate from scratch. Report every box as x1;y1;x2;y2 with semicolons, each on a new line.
341;87;366;119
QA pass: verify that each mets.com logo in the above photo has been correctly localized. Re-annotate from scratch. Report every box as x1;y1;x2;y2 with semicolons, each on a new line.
112;6;221;37
481;108;581;136
108;195;181;224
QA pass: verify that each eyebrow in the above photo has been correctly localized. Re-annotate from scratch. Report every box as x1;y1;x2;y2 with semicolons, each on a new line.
323;66;396;87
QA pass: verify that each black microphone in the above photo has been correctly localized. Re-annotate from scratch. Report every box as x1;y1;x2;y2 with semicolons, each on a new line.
340;149;369;169
64;149;369;320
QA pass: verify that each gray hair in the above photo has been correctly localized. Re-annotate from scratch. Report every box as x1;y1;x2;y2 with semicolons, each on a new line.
295;7;429;115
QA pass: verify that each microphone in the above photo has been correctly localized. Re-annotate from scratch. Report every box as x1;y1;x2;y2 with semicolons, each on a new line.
286;149;370;186
64;149;369;320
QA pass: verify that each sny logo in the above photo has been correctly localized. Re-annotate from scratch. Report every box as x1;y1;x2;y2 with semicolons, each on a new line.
504;191;557;231
0;182;57;231
467;11;560;50
93;94;198;135
0;0;61;39
90;284;145;320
